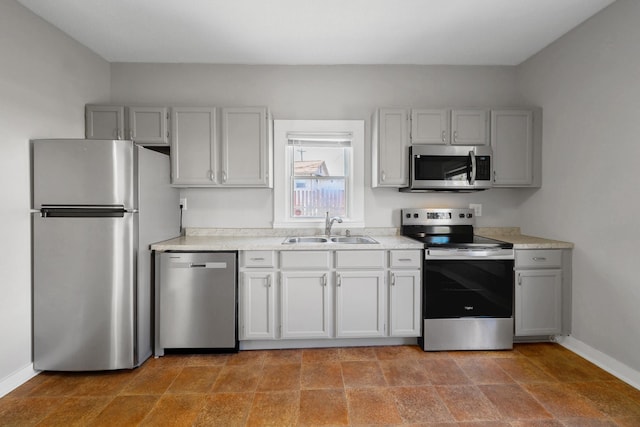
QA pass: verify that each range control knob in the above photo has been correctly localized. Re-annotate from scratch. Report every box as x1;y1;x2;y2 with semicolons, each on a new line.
413;213;419;218
405;213;411;218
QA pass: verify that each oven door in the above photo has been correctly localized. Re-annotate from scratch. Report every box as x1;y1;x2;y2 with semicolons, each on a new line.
424;258;514;318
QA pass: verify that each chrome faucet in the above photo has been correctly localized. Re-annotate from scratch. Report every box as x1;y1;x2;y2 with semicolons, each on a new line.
324;211;343;236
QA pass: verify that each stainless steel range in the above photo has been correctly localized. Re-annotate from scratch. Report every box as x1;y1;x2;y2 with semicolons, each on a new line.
401;208;515;351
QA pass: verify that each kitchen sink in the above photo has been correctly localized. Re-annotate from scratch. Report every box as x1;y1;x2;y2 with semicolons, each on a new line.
282;236;329;244
282;236;378;244
330;236;378;244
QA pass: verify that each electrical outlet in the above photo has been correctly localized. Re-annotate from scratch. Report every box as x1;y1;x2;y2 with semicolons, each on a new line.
469;203;482;217
180;198;187;210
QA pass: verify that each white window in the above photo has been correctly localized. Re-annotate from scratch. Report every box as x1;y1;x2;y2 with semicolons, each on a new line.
273;120;365;229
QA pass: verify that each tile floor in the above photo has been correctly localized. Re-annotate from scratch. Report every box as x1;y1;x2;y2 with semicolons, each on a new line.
1;343;640;426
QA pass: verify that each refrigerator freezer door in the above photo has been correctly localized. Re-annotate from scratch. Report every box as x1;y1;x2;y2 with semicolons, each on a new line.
32;139;135;209
33;213;136;371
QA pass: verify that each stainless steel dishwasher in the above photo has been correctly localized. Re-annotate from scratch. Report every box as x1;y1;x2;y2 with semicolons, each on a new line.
155;251;237;356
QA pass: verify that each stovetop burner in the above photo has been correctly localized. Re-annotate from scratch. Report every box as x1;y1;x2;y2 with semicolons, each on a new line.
400;208;513;250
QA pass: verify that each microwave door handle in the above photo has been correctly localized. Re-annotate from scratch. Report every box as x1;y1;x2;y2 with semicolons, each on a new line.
468;151;476;185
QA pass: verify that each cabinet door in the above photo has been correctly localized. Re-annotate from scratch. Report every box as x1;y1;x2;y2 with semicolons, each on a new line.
491;110;533;186
411;109;449;144
389;270;421;337
85;105;125;140
515;269;562;336
335;271;385;338
171;107;217;186
220;107;271;187
240;272;276;340
451;109;488;145
281;271;330;338
128;107;169;146
372;108;409;187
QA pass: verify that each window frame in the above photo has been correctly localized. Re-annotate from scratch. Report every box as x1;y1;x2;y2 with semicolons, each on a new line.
273;120;365;229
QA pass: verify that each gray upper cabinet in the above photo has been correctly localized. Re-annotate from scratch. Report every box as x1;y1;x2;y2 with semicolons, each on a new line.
372;108;409;187
171;106;272;188
491;109;541;187
85;105;169;146
221;107;272;187
450;109;489;145
171;107;217;186
411;108;488;146
85;105;125;140
127;107;169;146
411;109;449;144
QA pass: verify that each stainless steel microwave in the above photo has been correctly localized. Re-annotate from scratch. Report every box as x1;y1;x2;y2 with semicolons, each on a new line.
401;145;492;192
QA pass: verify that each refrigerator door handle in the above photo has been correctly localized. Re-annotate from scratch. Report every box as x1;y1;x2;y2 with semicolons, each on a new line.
40;206;128;218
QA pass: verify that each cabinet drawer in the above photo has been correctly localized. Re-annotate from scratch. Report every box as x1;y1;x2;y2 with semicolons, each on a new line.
335;250;385;269
516;250;562;269
389;250;422;268
241;251;275;268
281;251;331;270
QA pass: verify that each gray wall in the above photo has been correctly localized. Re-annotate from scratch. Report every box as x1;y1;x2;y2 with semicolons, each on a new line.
0;0;110;391
110;64;530;229
518;0;640;372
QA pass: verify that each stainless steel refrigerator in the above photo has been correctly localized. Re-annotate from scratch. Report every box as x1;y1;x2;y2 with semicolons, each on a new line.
32;139;179;371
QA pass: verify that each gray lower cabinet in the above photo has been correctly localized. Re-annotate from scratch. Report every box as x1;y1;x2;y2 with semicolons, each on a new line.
238;249;422;342
515;249;569;338
239;251;277;340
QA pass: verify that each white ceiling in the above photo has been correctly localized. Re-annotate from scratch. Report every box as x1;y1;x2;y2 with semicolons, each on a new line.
18;0;615;65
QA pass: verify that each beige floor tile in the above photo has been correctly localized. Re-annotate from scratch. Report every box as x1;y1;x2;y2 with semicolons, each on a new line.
193;392;254;427
298;389;349;426
345;387;403;424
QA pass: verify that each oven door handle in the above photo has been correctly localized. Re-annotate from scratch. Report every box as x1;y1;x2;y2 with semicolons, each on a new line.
426;248;514;259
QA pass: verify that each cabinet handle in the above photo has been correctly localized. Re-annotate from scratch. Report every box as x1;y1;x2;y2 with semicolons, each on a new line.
517;273;522;285
441;130;446;142
391;273;396;286
222;171;227;183
208;170;214;181
266;275;271;288
322;274;327;287
453;130;458;142
336;274;341;287
381;171;386;182
398;258;411;262
250;257;265;261
532;257;547;261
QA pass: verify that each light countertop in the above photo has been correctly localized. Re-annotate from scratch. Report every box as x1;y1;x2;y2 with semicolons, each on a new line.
151;227;573;251
475;227;574;249
151;234;424;252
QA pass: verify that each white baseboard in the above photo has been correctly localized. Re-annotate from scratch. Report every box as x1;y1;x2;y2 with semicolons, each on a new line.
0;364;40;398
560;335;640;390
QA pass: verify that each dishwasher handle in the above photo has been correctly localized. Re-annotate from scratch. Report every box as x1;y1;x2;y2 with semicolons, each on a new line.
189;262;228;269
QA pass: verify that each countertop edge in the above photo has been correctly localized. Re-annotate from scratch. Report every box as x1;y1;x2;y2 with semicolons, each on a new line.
151;235;424;251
